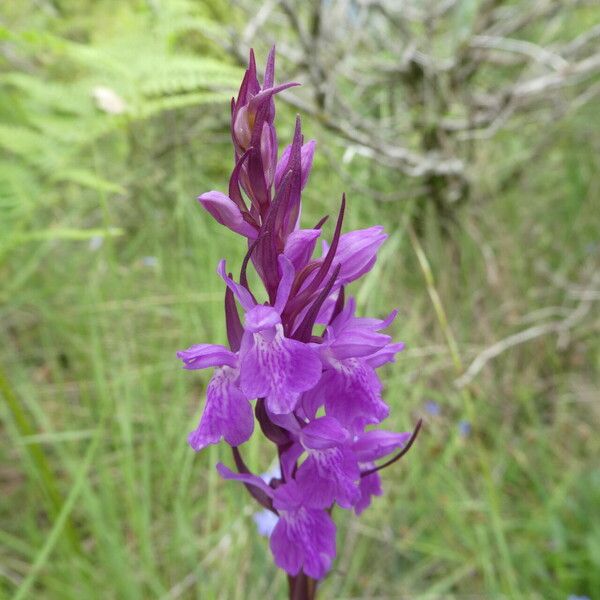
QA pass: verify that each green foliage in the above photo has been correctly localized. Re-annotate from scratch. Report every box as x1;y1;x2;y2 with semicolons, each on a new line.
0;0;240;265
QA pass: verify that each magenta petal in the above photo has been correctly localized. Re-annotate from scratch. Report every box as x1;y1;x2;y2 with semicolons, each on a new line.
274;254;295;313
351;430;411;462
330;226;387;286
216;463;274;498
240;330;322;414
278;337;322;395
188;366;253;450
280;442;304;481
300;384;324;421
248;81;300;112
260;122;277;187
176;343;237;370
270;519;303;576
264;406;302;435
314;290;340;325
295;462;336;508
325;296;401;360
270;492;336;580
355;470;382;515
275;140;316;191
198;191;257;238
217;260;255;312
301;416;349;450
272;478;304;511
283;229;321;271
332;328;393;360
296;445;360;509
301;509;336;579
323;359;390;430
365;342;405;368
239;336;272;400
244;305;281;333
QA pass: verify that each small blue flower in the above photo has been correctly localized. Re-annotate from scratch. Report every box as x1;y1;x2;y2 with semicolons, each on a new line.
458;420;471;436
425;400;440;416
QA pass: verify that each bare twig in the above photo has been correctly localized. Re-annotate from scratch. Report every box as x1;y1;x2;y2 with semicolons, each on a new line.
455;273;600;388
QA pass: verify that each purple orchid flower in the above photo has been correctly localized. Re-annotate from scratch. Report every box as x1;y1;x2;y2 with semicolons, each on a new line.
296;416;361;509
176;344;254;451
270;480;337;580
218;255;322;415
217;463;336;579
177;48;422;598
301;298;403;431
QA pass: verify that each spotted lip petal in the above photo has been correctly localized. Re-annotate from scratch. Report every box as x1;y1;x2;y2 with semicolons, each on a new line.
315;359;390;431
296;416;360;509
239;326;322;414
188;366;254;451
296;445;360;509
270;480;337;579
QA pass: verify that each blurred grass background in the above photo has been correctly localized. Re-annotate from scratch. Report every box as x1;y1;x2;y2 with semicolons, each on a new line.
1;1;599;599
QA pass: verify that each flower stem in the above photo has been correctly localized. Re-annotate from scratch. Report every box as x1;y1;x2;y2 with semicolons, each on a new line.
288;573;317;600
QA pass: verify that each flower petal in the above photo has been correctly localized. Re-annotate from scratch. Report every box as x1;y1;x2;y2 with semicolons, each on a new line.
176;343;237;370
323;359;389;431
351;430;411;462
240;329;322;413
280;442;304;481
217;260;255;312
187;366;253;450
198;191;257;238
300;416;349;450
332;328;393;360
270;504;336;580
301;509;336;579
365;342;405;368
354;470;382;515
296;445;360;509
216;463;274;498
274;254;295;313
274;140;316;191
323;226;387;286
283;229;321;271
244;305;281;333
270;518;303;576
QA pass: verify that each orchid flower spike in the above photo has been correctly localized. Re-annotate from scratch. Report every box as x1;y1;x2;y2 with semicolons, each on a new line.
177;46;421;598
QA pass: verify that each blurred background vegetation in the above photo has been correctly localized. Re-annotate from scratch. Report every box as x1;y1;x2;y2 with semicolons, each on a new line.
1;1;599;598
